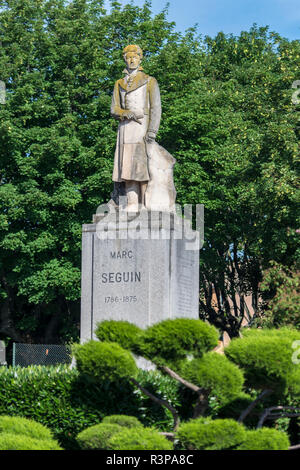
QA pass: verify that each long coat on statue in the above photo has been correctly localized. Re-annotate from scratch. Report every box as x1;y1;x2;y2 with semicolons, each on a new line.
111;68;161;182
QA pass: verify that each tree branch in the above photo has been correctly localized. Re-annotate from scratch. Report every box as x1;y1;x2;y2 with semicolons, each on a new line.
160;365;201;393
129;377;180;431
238;389;273;423
257;406;300;429
289;444;300;450
159;365;210;418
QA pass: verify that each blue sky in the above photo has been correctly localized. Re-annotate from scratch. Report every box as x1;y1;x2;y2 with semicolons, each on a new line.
105;0;300;40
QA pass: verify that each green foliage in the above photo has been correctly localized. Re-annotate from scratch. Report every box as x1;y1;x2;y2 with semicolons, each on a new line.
0;365;105;449
215;392;255;422
0;365;181;448
0;0;177;343
107;427;174;450
225;328;300;395
95;320;143;353
134;370;182;429
73;340;138;382
257;262;300;328
0;433;62;450
153;26;300;337
0;1;298;343
179;352;244;404
77;423;123;450
102;415;143;428
139;319;219;364
176;418;246;450
0;415;53;440
237;428;290;450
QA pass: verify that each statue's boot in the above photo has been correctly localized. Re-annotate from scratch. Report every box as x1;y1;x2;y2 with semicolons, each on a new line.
125;183;139;212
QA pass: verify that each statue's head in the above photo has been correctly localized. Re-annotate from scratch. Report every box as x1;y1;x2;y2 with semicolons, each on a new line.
123;44;143;70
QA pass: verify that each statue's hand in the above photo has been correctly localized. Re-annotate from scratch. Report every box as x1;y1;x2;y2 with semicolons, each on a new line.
124;110;135;120
145;131;156;143
123;110;142;123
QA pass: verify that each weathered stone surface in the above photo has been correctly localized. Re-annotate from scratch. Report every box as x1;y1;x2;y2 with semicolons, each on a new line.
80;212;199;342
0;341;6;365
110;44;176;212
145;141;176;212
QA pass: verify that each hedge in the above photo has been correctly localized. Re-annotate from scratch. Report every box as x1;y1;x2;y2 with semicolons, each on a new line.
0;416;53;441
0;433;62;450
179;352;244;404
225;328;300;395
0;365;181;449
73;340;138;382
237;428;290;450
139;319;219;364
102;415;143;428
108;427;174;450
176;418;246;450
77;423;123;450
95;320;142;353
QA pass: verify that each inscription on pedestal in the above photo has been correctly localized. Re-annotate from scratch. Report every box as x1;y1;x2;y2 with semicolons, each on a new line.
92;238;150;333
80;219;199;343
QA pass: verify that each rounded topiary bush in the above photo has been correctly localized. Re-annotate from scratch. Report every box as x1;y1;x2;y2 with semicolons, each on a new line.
108;427;173;450
73;341;138;382
139;319;219;364
177;418;246;450
0;433;62;450
95;320;143;353
77;423;123;450
237;428;290;450
102;415;143;429
225;328;300;394
216;393;254;421
0;416;53;441
179;352;244;404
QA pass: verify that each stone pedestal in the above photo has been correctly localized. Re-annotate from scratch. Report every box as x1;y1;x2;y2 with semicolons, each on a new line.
80;211;199;342
0;340;6;366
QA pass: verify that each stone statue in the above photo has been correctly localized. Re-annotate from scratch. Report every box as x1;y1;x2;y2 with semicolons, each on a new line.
111;44;176;212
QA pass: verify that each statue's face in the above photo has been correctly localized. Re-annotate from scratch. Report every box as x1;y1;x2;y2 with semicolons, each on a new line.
124;52;141;70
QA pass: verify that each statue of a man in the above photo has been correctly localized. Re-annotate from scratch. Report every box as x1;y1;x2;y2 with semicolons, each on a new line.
111;44;161;211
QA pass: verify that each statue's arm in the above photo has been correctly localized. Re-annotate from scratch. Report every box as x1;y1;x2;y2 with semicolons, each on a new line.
148;77;162;137
111;81;128;120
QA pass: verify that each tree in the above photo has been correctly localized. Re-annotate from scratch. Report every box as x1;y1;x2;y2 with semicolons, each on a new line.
225;328;300;428
149;27;299;337
93;319;245;423
0;0;299;344
0;0;176;343
254;262;300;328
74;319;296;448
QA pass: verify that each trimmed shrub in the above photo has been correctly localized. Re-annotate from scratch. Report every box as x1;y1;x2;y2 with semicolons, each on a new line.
102;415;143;428
225;328;300;395
237;428;290;450
108;427;173;450
0;433;62;450
73;340;138;382
180;352;244;404
95;320;143;353
216;393;255;422
242;328;300;342
176;418;246;450
0;366;180;449
77;423;123;450
139;319;219;364
0;416;53;441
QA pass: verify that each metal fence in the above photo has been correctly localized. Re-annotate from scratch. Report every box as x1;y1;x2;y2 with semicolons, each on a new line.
12;343;71;367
